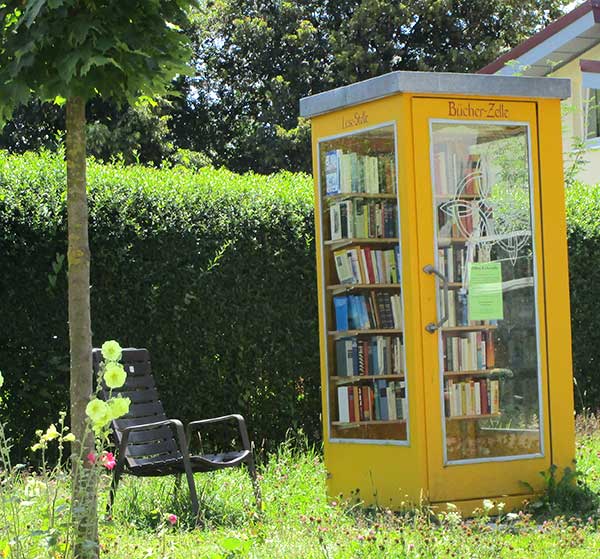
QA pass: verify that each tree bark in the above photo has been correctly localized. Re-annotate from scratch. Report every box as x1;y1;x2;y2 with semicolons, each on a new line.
67;96;97;559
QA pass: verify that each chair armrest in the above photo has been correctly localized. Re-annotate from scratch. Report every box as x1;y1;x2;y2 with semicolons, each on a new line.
187;414;251;451
117;419;190;463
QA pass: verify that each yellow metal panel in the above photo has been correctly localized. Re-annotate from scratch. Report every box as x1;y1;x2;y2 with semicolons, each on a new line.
411;96;552;502
310;94;428;506
536;98;576;471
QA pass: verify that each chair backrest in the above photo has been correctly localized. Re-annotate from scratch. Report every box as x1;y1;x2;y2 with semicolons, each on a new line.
91;347;182;469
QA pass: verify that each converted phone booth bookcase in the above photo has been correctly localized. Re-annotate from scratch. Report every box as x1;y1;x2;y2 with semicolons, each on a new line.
300;71;576;512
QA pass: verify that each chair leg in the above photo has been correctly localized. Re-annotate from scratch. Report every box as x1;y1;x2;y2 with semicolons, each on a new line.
181;460;200;521
246;456;262;513
107;462;124;517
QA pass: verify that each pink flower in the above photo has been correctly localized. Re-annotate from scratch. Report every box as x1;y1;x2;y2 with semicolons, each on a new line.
87;452;96;465
167;514;178;525
101;452;116;470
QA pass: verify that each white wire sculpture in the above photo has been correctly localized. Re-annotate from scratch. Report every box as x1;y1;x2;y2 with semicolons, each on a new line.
438;154;532;269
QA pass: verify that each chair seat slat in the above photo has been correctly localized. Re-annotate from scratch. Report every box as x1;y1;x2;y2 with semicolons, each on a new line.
126;439;179;458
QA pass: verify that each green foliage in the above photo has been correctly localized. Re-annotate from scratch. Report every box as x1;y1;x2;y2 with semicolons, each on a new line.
183;0;567;173
3;428;600;558
0;0;195;117
522;464;599;518
566;181;600;410
4;151;600;459
0;150;319;460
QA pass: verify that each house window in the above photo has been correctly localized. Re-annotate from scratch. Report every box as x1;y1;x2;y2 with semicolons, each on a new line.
586;88;600;139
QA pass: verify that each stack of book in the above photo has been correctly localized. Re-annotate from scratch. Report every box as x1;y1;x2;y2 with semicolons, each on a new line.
325;149;396;195
337;380;407;423
445;378;499;417
330;199;398;240
333;246;401;284
433;149;482;196
334;293;403;331
443;332;495;372
335;336;404;377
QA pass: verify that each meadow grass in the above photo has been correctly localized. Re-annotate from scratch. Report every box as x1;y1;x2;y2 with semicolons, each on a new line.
3;418;600;558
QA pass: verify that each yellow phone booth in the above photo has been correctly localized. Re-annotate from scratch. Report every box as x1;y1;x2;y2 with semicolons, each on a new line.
300;71;575;513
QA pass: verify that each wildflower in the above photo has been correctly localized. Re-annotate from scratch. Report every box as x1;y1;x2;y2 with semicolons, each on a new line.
101;452;117;470
506;512;519;521
85;398;110;427
167;514;178;526
43;424;60;441
63;433;76;442
104;362;127;389
101;340;122;362
87;452;97;465
482;499;494;512
0;370;3;388
108;396;131;420
24;477;45;497
31;442;44;452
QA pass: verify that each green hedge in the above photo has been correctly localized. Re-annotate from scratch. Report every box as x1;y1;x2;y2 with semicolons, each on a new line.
2;151;600;460
566;181;600;410
0;151;320;460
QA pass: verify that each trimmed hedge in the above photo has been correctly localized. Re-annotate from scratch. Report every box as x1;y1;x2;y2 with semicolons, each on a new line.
566;181;600;410
2;151;600;459
0;151;319;459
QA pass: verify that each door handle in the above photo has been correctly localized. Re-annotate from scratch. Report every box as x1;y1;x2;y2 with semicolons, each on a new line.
423;264;449;333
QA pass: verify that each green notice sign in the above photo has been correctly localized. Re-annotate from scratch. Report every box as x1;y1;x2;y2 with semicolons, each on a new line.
467;261;504;321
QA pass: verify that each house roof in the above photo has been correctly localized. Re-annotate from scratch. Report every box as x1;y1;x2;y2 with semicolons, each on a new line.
299;71;570;118
479;0;600;76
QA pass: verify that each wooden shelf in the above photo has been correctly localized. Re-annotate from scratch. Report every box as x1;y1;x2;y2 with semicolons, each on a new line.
332;374;405;383
326;192;397;202
438;237;468;246
435;194;480;201
325;238;400;250
327;283;401;294
332;419;406;426
446;413;500;421
444;369;497;378
328;328;403;339
442;325;497;333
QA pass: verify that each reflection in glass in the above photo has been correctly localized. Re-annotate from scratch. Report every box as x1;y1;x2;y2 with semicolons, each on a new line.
431;122;542;462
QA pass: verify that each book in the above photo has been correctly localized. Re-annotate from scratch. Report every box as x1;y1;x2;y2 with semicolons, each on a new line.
333;250;355;284
330;204;342;240
325;150;341;195
335;339;348;376
334;296;349;331
337;387;350;422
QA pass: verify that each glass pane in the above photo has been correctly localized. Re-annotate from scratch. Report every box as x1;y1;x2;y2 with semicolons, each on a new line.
431;122;543;462
318;124;408;443
587;89;600;140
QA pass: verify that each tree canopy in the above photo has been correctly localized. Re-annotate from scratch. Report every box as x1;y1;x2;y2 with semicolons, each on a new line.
1;0;568;173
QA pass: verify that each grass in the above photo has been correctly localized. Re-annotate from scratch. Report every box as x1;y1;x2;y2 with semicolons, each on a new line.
3;417;600;558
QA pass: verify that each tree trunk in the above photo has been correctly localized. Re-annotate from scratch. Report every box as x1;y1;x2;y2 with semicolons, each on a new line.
67;96;97;559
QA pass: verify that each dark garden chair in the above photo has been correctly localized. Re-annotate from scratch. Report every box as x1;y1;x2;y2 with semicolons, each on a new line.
91;347;261;519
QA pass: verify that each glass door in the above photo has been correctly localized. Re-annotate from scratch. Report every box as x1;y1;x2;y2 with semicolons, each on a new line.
412;98;551;502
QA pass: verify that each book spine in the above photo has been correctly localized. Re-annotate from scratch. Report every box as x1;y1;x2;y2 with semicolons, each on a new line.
334;296;349;331
337;387;350;422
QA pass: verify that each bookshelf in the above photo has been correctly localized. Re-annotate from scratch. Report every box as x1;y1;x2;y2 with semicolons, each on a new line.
319;123;408;442
303;70;574;511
